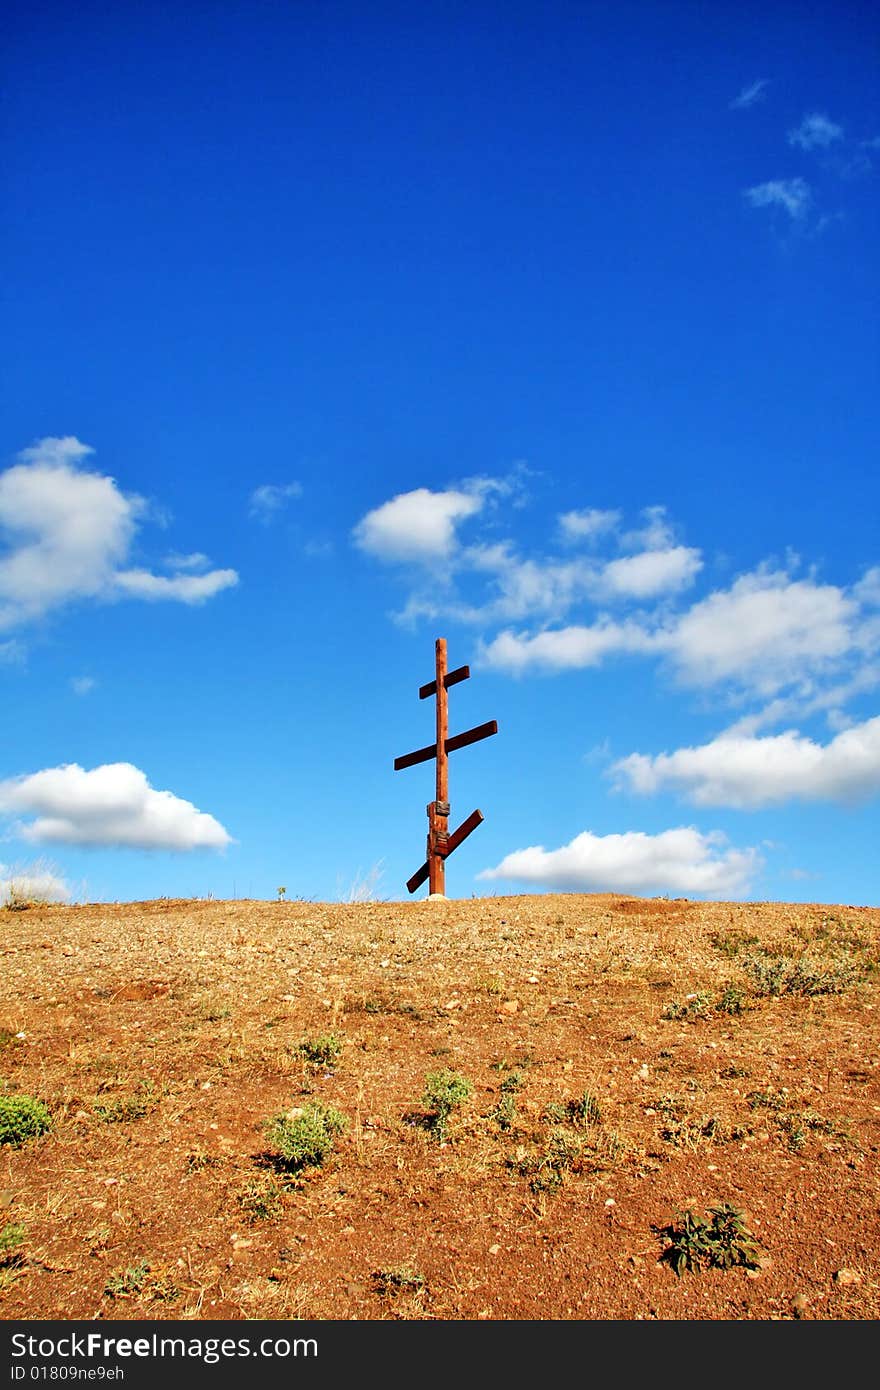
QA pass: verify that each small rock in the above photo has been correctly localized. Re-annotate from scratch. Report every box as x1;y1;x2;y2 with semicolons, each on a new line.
833;1268;862;1287
500;999;519;1014
489;1244;501;1255
792;1293;809;1316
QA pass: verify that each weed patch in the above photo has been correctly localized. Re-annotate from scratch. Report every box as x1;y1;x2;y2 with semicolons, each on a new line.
94;1082;157;1124
543;1090;602;1127
740;949;861;997
0;1223;25;1293
292;1035;343;1068
653;1094;744;1150
264;1101;347;1173
372;1265;426;1297
417;1070;472;1141
747;1088;848;1152
711;930;759;959
658;1203;761;1275
664;986;748;1021
490;1070;523;1131
0;1095;52;1146
238;1177;285;1222
104;1259;150;1299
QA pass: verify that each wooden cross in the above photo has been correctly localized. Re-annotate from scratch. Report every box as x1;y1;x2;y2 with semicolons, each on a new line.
394;637;498;897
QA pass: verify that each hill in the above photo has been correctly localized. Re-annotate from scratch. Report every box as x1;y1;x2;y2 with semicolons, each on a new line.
1;892;878;1321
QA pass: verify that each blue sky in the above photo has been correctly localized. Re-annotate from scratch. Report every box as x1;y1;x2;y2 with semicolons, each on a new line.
2;0;878;907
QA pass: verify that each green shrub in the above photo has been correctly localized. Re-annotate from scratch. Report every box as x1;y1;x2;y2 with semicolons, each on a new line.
420;1070;472;1140
0;1095;52;1146
0;1222;25;1258
740;949;859;997
238;1177;285;1222
292;1034;343;1067
265;1101;347;1171
94;1082;156;1124
490;1070;523;1130
105;1259;150;1299
372;1265;426;1297
0;1221;26;1292
659;1203;761;1275
543;1091;602;1126
715;984;746;1015
663;992;712;1021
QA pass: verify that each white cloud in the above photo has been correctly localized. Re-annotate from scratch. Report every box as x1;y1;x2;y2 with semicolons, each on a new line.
114;568;239;604
720;665;880;737
478;567;876;706
600;546;702;599
71;676;96;696
0;437;238;631
358;489;703;628
612;715;880;808
558;508;621;544
15;436;94;468
1;640;24;665
730;79;769;110
744;178;812;219
788;112;844;150
163;551;211;572
0;762;232;851
662;570;860;695
356;487;876;728
855;567;880;606
0;859;72;905
478;827;760;898
461;543;700;624
480;621;656;674
353;487;483;563
464;548;592;621
248;482;303;523
620;505;677;552
0;439;140;629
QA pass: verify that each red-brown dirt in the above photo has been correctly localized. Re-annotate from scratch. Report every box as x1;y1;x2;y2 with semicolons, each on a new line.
1;893;878;1322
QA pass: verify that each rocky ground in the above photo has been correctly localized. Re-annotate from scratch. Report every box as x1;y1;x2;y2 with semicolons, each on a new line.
1;891;878;1322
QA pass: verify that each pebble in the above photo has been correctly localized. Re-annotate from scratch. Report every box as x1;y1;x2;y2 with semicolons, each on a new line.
833;1268;862;1287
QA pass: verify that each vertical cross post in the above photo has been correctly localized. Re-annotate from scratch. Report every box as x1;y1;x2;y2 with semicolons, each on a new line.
394;637;498;896
428;638;449;895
